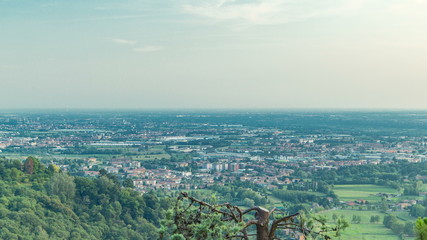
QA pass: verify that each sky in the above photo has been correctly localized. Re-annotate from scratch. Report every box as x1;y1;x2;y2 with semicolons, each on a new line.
1;0;427;109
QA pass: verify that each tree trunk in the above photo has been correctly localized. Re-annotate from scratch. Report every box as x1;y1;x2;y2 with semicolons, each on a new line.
255;207;270;240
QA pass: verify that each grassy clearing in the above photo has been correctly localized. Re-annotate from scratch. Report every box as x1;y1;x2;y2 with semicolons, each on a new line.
132;154;171;161
131;145;171;161
320;209;385;223
334;184;398;202
0;153;32;160
319;210;398;240
337;223;400;240
59;154;115;160
268;195;283;205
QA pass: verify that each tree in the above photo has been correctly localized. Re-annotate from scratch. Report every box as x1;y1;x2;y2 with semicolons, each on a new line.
243;198;255;208
332;213;338;222
415;217;427;240
404;221;415;236
384;215;398;228
167;192;348;240
23;156;40;174
47;173;76;202
99;169;107;176
9;168;21;180
23;157;34;174
351;215;361;224
123;178;134;188
370;215;380;223
391;221;404;235
47;164;61;175
411;205;426;218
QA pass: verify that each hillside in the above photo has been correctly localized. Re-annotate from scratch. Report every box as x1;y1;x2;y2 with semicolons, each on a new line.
0;156;170;240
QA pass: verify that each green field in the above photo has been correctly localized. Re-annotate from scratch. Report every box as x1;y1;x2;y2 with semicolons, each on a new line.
131;154;171;161
337;223;399;240
334;184;398;202
320;210;400;240
394;211;417;222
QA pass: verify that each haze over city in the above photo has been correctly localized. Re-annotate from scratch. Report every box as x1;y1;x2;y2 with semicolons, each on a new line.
1;0;426;109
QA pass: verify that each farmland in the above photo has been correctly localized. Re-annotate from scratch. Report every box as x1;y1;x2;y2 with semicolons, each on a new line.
333;184;399;202
320;210;414;240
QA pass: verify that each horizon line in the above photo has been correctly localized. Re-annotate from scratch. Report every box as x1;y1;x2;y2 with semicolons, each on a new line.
1;107;427;113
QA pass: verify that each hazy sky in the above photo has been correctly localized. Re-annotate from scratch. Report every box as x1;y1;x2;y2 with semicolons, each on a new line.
1;0;426;109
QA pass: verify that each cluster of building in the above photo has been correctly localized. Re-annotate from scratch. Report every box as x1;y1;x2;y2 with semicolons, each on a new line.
1;113;427;195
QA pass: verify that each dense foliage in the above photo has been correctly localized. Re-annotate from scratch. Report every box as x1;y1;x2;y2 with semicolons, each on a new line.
0;157;171;239
415;217;427;240
208;183;268;206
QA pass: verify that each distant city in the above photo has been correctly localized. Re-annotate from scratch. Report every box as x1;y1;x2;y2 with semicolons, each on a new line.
1;111;426;238
0;111;425;191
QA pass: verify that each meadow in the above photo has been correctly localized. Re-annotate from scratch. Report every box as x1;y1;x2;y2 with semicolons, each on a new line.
320;210;401;240
333;184;399;202
320;184;416;239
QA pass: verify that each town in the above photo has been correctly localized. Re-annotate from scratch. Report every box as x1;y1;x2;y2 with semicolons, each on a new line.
0;111;426;239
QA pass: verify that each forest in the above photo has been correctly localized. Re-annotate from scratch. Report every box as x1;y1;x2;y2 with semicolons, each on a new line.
0;156;170;240
0;156;426;239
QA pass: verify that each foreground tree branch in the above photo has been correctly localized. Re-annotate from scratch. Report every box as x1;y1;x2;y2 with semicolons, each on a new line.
170;192;347;240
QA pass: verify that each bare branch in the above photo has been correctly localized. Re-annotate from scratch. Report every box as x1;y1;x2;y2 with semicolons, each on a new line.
274;213;300;225
241;206;261;215
243;219;258;230
179;192;235;219
271;208;287;215
269;207;277;215
269;213;300;239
